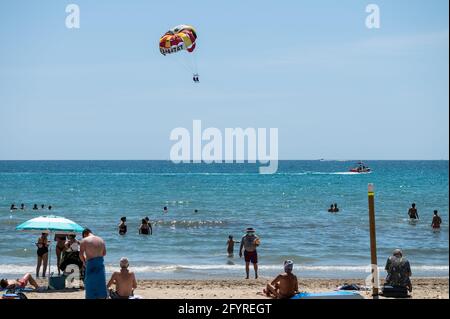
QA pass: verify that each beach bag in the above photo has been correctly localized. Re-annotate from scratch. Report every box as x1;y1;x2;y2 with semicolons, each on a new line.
338;284;361;291
382;285;409;298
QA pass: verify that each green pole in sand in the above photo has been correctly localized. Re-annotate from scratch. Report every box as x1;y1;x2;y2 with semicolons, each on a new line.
368;183;379;297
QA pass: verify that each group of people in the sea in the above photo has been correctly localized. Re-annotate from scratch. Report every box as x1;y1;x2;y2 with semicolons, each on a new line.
118;216;153;235
0;201;445;299
117;207;202;236
407;203;442;229
327;203;340;213
325;202;443;230
10;203;53;211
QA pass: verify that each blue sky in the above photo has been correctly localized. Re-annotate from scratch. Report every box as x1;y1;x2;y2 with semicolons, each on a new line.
0;0;448;160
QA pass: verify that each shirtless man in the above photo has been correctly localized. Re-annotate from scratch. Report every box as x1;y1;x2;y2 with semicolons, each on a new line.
79;228;107;299
107;257;137;299
408;203;419;220
264;260;299;299
1;273;39;290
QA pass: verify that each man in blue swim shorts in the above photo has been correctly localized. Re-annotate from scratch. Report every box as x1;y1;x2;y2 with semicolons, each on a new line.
79;228;107;299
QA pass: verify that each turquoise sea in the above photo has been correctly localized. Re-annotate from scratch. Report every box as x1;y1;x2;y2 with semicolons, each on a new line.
0;160;448;279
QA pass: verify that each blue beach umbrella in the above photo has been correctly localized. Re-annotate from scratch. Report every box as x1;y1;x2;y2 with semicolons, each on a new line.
16;215;84;282
16;215;84;234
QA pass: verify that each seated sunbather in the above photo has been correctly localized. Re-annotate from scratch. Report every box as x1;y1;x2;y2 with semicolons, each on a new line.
385;249;413;292
1;273;39;290
264;260;298;299
107;257;137;299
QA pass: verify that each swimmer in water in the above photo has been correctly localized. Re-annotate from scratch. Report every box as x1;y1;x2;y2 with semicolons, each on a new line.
408;203;419;220
163;206;168;214
139;219;151;235
144;217;153;235
10;204;17;210
118;217;127;235
226;235;239;258
431;210;442;229
20;203;25;210
333;203;339;212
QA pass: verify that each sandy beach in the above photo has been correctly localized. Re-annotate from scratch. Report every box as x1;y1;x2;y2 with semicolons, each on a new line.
21;277;448;299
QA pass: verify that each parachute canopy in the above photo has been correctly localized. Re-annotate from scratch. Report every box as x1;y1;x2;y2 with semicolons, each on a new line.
159;25;197;56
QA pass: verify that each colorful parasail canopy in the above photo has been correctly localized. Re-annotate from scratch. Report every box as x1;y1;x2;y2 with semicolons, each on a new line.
159;25;197;56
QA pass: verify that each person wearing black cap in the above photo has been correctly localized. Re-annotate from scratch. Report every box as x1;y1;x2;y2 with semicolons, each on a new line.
239;227;260;279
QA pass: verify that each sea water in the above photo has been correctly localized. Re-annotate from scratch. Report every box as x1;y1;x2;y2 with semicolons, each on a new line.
0;160;448;279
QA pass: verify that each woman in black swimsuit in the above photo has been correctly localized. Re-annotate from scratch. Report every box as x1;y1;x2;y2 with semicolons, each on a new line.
139;219;150;235
118;217;127;235
36;233;49;278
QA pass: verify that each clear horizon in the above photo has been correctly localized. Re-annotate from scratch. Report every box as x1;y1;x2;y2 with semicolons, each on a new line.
1;0;449;161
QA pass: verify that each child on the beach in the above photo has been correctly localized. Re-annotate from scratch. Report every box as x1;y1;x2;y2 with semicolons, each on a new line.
226;235;239;257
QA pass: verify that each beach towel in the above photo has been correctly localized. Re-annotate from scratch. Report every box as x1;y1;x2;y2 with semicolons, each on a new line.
84;256;107;299
291;291;364;299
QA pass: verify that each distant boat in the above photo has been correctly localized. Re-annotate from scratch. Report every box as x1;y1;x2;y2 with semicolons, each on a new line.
349;161;371;173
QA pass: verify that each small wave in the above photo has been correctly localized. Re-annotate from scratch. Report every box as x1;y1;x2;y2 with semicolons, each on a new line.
0;264;447;275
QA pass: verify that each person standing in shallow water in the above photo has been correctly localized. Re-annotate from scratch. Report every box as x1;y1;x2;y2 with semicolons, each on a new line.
144;217;153;235
139;218;151;235
226;235;239;257
239;228;260;279
431;210;442;229
118;217;127;235
408;203;419;220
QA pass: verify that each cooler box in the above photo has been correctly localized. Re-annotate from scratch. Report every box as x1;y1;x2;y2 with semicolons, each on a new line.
48;275;66;290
